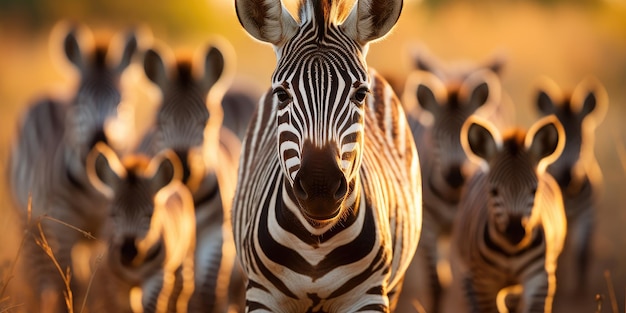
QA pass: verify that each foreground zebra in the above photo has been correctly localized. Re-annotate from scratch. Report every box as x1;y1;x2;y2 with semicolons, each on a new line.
451;115;567;313
137;41;243;312
86;143;197;313
534;77;608;293
233;0;422;311
8;24;139;312
397;55;507;313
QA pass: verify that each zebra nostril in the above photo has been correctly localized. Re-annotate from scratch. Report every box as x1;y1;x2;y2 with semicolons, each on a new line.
504;216;526;245
120;236;138;267
445;166;465;188
293;176;309;200
334;177;348;201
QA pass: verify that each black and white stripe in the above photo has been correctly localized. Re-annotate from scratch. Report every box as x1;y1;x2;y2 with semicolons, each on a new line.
233;0;422;312
397;55;507;313
136;41;243;312
451;115;567;313
534;76;608;293
8;23;138;313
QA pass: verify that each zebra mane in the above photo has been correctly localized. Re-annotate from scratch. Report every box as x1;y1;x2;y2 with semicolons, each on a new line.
298;0;353;41
175;59;194;85
501;129;526;156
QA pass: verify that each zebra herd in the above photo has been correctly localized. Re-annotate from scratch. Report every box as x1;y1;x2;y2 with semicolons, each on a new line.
5;0;609;313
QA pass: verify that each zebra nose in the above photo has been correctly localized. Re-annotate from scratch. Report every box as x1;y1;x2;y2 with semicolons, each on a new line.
120;236;138;267
444;165;465;188
292;144;347;220
504;215;526;245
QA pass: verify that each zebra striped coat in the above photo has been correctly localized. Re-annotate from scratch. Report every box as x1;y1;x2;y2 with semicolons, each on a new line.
233;0;422;312
451;115;567;313
137;42;243;312
7;24;138;313
86;143;197;313
397;55;507;313
534;77;608;292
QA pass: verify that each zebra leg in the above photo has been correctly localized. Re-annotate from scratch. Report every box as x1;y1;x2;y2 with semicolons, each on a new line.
519;269;554;313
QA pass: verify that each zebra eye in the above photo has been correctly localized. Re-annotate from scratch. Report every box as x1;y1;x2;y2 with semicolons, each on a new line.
352;87;369;104
273;87;291;104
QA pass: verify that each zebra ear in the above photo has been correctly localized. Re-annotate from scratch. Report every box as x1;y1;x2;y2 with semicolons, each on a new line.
86;142;126;199
411;71;446;115
461;70;500;111
63;25;88;71
572;77;608;124
200;46;225;91
235;0;299;46
525;115;565;170
147;149;184;193
110;29;140;73
342;0;403;44
535;77;560;116
462;115;501;165
144;48;169;89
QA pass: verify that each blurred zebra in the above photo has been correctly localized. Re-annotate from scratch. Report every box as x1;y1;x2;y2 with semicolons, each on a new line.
86;142;197;313
397;52;509;313
232;0;422;311
534;77;608;293
136;41;243;312
450;114;567;313
7;23;139;312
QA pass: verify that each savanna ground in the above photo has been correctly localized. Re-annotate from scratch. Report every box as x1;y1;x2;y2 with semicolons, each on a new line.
0;0;625;312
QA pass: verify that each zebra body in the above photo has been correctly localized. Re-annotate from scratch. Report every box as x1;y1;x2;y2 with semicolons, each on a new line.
451;115;567;313
8;24;138;312
397;55;507;313
233;0;421;311
137;42;243;312
534;77;608;292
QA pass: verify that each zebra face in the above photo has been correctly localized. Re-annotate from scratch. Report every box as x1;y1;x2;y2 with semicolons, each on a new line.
236;0;403;223
62;25;138;160
462;115;564;247
86;143;183;284
535;77;608;192
271;21;370;222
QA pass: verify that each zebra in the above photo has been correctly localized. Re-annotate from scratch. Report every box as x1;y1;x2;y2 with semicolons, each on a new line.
450;114;567;313
534;76;608;294
7;23;139;312
396;53;508;313
85;142;197;313
137;41;244;312
233;0;422;311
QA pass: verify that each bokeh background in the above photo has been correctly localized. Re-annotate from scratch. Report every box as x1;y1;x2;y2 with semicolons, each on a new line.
0;0;624;312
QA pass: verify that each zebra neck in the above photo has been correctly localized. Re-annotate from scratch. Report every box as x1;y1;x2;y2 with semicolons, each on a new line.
279;177;362;238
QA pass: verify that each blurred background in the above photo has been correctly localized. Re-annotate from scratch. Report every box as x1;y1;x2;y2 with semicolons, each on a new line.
0;0;624;312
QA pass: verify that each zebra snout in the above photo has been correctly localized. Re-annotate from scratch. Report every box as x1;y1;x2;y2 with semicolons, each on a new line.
504;215;526;245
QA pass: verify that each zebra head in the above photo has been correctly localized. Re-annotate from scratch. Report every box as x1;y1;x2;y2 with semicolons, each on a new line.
535;77;608;193
61;24;139;160
461;115;564;248
143;43;228;184
407;68;500;191
86;142;185;284
236;0;402;222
